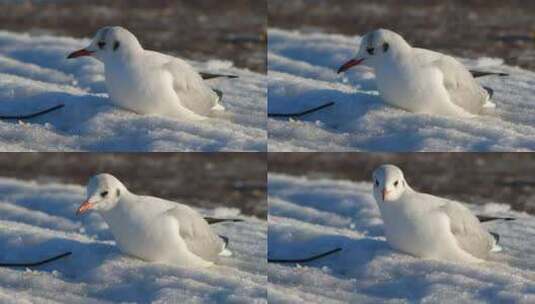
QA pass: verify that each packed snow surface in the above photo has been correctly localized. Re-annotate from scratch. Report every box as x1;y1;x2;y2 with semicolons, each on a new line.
0;177;267;303
0;30;266;151
268;29;535;152
268;174;535;304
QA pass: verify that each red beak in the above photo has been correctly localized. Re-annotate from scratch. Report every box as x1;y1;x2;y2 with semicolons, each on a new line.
76;200;94;215
337;58;364;74
67;49;94;59
382;189;390;201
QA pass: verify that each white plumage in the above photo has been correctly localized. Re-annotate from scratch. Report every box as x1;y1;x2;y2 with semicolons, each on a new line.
68;26;224;120
372;165;501;263
338;29;495;117
76;174;230;268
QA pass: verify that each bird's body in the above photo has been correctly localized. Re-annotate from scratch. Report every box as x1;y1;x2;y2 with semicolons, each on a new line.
104;50;221;120
338;29;496;117
68;26;224;120
374;48;491;117
379;188;496;263
77;174;230;268
372;165;500;263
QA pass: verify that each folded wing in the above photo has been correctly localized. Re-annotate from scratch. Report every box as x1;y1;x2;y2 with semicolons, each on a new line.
163;58;223;115
440;201;495;259
432;55;489;114
166;204;226;262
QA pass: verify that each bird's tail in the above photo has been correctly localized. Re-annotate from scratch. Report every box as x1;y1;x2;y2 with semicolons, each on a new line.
482;87;496;109
219;235;232;256
209;89;228;116
489;231;503;252
212;89;224;104
220;235;229;248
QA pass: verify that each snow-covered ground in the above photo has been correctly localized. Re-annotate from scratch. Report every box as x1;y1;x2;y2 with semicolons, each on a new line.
268;174;535;303
0;31;266;151
0;177;267;303
268;29;535;152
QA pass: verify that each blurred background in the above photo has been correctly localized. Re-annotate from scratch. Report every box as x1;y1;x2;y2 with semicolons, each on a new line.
269;0;535;71
0;153;267;218
0;0;266;73
269;153;535;215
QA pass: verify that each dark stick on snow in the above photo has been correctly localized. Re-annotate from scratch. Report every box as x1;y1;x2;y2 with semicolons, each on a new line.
268;248;342;263
0;104;65;120
0;251;72;268
477;215;515;223
204;217;244;224
470;70;509;78
200;73;239;80
268;102;335;118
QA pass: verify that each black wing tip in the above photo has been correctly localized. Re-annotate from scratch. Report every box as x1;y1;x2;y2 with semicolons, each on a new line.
213;89;223;101
227;219;245;223
201;73;239;80
219;235;229;248
471;70;510;78
483;86;494;99
489;232;500;244
477;215;516;223
205;217;244;224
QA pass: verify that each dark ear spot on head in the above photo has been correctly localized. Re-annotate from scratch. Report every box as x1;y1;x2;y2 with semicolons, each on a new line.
116;189;121;196
383;42;389;52
113;41;120;51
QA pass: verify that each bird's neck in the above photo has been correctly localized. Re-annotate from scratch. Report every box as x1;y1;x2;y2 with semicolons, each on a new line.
378;187;414;212
104;49;143;68
373;50;413;82
98;191;135;227
384;49;411;67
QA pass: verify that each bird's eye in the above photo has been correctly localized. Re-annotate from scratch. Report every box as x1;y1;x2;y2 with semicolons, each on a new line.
383;42;390;52
367;47;375;55
100;191;109;197
113;41;120;51
98;41;106;49
394;180;399;187
375;180;379;186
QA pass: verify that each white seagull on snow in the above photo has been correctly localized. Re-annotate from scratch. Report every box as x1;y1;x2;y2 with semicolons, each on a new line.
76;173;231;268
338;29;505;117
68;26;225;120
372;164;507;263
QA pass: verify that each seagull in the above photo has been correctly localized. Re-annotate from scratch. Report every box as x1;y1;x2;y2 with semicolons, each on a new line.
67;26;225;120
338;29;503;117
76;173;231;268
372;164;505;263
